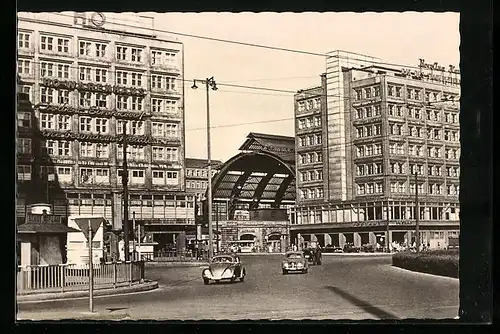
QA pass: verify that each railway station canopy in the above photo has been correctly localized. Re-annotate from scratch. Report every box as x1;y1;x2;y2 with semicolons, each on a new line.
209;133;296;216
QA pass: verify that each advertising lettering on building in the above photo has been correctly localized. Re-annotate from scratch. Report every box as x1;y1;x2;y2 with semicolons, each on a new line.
397;59;460;86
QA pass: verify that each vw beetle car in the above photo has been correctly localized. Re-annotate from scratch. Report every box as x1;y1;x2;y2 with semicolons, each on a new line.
202;254;246;285
282;251;308;274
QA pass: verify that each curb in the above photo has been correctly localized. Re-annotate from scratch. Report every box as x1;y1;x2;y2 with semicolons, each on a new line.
17;281;158;303
145;261;209;267
391;264;459;280
323;252;395;257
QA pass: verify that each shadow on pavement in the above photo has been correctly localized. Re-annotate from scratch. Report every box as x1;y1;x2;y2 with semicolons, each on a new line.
324;286;399;320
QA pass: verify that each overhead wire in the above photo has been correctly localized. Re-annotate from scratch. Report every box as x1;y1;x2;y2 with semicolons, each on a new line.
185;104;461;156
33;12;443;71
18;13;461;153
23;59;459;103
21;59;344;99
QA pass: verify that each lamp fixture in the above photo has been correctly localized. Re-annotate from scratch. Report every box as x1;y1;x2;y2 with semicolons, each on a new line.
191;80;198;89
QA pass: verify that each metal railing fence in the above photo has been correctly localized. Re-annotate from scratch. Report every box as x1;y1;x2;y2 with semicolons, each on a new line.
17;261;144;294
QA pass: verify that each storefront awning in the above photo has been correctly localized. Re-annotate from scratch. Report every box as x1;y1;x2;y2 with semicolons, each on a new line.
17;223;80;234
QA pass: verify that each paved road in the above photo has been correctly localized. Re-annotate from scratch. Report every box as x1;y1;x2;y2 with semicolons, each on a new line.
17;254;459;320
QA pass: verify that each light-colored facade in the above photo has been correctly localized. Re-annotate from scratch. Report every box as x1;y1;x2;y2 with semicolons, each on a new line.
185;158;222;198
16;12;194;255
293;51;461;250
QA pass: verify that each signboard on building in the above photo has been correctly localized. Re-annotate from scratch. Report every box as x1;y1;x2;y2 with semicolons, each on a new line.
397;59;460;86
19;12;156;38
74;12;107;28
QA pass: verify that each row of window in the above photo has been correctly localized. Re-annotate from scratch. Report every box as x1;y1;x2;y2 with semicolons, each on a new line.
299;169;323;182
298;134;322;147
298;151;323;165
356;163;383;176
410;165;460;177
297;115;322;130
298;187;324;199
354;85;381;100
34;113;179;138
397;106;459;124
355;143;382;157
186;169;217;178
355;124;382;138
18;60;179;91
354;124;459;141
356;182;384;195
353;103;459;125
355;182;459;196
355;162;460;177
355;105;382;119
17;165;180;186
385;182;460;195
187;180;208;189
22;85;179;113
297;98;322;112
388;143;458;156
18;137;180;162
387;84;457;103
18;32;178;66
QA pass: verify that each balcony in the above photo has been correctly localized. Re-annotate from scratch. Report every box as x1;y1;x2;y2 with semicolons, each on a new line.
23;213;65;225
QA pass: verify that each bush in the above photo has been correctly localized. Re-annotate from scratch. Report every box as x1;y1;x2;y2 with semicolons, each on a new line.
392;250;459;278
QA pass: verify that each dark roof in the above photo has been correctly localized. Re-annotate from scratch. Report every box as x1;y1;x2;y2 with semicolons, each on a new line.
186;158;223;169
239;132;295;163
17;223;80;234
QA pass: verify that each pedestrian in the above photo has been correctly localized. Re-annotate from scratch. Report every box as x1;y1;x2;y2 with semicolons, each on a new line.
204;241;209;259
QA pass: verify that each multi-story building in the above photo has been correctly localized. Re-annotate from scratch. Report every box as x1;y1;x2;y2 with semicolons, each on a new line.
185;158;222;198
293;51;461;250
16;12;193;257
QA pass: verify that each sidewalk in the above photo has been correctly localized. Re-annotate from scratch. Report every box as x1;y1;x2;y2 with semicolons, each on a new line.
323;252;395;257
17;280;158;303
145;261;209;268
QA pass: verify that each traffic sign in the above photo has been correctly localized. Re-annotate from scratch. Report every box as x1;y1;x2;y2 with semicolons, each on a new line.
73;217;105;241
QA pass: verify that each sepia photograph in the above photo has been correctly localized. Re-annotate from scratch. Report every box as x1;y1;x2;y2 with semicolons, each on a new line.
15;10;471;322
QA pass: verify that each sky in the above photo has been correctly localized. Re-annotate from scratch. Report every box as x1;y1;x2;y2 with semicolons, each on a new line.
141;12;460;162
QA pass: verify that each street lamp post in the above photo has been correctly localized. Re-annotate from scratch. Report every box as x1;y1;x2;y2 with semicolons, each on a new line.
122;125;130;262
415;172;420;253
192;77;218;261
122;112;145;262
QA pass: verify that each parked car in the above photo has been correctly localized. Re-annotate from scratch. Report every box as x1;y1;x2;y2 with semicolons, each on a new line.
282;251;308;274
361;244;375;253
343;243;360;253
202;254;246;285
323;245;343;253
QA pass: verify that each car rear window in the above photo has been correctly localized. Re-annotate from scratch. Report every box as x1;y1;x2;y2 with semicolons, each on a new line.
287;253;303;259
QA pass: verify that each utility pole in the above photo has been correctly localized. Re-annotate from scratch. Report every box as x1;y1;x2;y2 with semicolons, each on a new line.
216;203;219;253
415;172;420;253
192;77;217;261
386;200;390;253
132;211;136;261
122;125;130;262
205;79;213;260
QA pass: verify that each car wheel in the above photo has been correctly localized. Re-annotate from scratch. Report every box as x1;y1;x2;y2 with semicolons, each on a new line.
282;269;287;275
203;278;209;285
239;276;245;282
303;269;308;274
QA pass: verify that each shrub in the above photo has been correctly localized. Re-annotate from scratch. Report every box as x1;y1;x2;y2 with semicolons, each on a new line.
392;250;459;278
